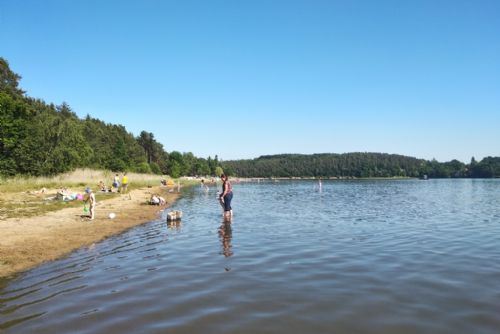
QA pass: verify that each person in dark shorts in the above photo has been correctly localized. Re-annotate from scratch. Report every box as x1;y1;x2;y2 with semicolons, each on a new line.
219;174;233;219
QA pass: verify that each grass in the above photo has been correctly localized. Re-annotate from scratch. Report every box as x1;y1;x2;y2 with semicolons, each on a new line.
0;197;88;220
0;168;168;192
0;169;193;220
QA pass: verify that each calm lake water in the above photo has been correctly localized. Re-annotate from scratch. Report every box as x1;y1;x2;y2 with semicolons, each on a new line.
1;179;500;333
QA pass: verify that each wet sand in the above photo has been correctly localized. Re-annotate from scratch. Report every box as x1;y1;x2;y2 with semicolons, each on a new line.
0;187;179;279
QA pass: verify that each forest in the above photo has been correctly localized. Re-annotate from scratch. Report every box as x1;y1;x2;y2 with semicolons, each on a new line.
221;153;500;179
1;57;498;179
0;58;221;177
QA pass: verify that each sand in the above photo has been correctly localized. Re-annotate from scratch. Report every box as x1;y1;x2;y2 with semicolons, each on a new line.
0;186;179;279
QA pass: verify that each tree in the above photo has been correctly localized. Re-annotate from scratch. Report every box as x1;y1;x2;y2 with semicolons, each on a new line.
138;131;155;164
149;162;161;174
15;106;91;175
0;57;25;96
0;92;32;175
169;160;181;178
0;57;217;176
194;158;210;176
167;151;184;177
215;166;224;177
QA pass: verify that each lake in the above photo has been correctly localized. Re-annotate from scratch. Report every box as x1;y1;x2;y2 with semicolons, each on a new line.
1;179;499;333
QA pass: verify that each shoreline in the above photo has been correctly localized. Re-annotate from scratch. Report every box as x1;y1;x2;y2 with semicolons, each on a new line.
0;186;180;279
232;176;417;182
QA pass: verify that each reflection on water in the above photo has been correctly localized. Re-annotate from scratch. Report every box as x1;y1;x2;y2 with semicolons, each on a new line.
1;179;500;334
219;220;233;258
166;219;182;232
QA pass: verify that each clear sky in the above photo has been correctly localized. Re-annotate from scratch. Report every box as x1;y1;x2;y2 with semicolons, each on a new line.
1;0;499;163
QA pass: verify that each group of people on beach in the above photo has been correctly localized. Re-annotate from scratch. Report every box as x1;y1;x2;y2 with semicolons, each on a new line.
81;173;130;221
93;173;130;194
82;173;234;221
111;173;129;193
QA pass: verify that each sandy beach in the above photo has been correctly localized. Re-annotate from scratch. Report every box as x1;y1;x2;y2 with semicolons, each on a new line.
0;186;179;279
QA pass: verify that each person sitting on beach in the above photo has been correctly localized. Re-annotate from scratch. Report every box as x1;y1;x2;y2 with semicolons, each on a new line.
98;181;107;192
57;187;77;201
158;195;166;206
57;187;68;197
149;194;166;206
150;194;160;205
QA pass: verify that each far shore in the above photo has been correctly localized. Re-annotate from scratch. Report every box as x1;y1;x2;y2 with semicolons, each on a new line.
230;176;417;181
0;186;180;279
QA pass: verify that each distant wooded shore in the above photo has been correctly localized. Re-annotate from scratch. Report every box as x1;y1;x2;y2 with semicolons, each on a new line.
221;153;500;179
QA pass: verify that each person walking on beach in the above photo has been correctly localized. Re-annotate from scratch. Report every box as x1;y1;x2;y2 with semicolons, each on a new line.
219;174;233;219
84;187;96;220
121;172;129;193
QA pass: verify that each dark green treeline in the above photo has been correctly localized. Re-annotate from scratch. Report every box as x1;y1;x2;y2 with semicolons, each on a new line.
0;58;220;177
221;153;500;179
2;58;498;179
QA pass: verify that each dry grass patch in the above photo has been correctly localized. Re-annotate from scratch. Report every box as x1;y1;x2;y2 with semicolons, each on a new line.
0;168;165;192
0;169;179;220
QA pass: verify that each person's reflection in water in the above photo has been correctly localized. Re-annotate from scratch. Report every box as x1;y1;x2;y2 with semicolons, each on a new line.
166;220;182;232
218;218;233;257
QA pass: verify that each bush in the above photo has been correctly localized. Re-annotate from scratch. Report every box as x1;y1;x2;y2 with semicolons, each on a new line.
149;162;161;175
133;162;152;174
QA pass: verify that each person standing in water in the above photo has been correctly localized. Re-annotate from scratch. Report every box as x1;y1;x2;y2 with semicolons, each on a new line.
219;174;233;219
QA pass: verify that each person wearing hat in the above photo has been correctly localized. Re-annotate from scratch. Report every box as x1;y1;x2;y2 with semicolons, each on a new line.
84;187;96;220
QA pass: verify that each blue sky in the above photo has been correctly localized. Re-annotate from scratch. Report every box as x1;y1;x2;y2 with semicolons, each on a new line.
1;0;499;162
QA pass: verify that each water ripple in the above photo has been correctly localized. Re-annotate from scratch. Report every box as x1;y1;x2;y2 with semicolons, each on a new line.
1;179;500;333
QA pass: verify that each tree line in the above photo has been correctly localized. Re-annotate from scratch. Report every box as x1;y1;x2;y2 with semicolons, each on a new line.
0;58;221;177
221;153;500;178
2;57;498;179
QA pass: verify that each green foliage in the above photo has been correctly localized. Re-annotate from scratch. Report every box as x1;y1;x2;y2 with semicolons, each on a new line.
215;166;224;177
0;58;25;96
207;155;220;175
133;161;152;174
4;57;497;179
149;162;161;174
193;158;211;176
470;157;500;178
169;160;182;178
15;103;91;175
0;92;32;175
221;153;500;179
0;58;222;177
